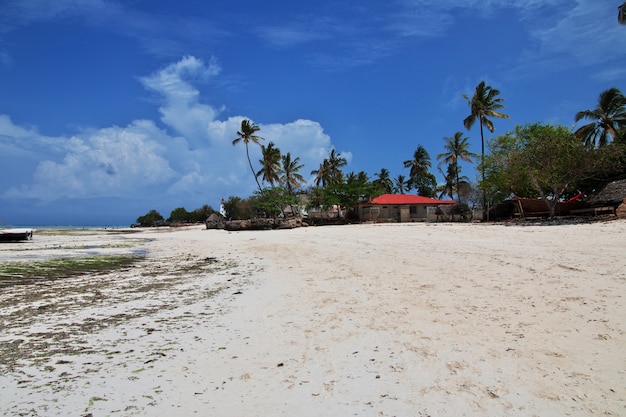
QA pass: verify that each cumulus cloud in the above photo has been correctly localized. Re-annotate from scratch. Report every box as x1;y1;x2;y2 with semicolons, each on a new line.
3;120;176;201
0;114;38;139
1;56;340;210
140;56;222;146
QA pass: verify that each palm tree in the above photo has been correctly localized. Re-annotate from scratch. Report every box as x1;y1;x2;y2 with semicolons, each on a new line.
437;165;456;200
437;164;470;200
312;149;347;186
326;149;348;184
437;132;477;202
232;119;265;191
619;2;626;25
256;142;283;187
346;171;371;187
280;152;306;194
393;175;409;194
311;159;331;187
374;168;393;193
403;145;434;194
574;87;626;148
463;81;510;214
356;171;369;184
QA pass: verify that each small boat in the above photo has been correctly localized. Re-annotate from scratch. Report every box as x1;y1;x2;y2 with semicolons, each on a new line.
0;228;34;242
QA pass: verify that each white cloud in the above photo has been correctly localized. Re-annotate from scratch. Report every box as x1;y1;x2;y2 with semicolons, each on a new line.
0;114;37;138
522;0;626;64
1;56;341;208
140;56;222;146
495;0;626;78
3;120;176;201
0;0;114;34
591;67;626;83
256;25;330;48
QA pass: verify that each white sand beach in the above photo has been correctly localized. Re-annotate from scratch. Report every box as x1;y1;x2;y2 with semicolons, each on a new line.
0;221;625;416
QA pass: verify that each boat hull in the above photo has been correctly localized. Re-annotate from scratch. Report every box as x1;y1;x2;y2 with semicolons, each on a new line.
0;229;34;242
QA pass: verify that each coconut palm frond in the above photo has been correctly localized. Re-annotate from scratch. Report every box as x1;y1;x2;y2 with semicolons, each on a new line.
574;87;626;148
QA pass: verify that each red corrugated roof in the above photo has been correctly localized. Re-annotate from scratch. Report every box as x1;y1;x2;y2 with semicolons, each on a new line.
366;194;455;205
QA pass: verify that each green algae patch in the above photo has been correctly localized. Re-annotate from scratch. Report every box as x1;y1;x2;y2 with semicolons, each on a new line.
0;255;142;287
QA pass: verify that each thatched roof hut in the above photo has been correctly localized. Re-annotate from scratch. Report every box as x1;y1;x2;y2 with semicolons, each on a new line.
586;179;626;207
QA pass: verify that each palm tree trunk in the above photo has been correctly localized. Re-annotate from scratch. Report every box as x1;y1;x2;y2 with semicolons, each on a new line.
246;144;262;191
455;163;460;203
479;116;487;221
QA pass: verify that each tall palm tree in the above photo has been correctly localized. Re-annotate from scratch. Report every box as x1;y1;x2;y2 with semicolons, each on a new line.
393;175;409;194
437;164;470;201
356;171;369;184
463;81;510;214
232;119;265;191
619;2;626;25
437;132;477;202
256;142;283;187
311;159;332;187
312;149;347;187
374;168;393;193
403;145;432;191
574;87;626;148
326;149;348;184
280;152;306;194
437;165;456;200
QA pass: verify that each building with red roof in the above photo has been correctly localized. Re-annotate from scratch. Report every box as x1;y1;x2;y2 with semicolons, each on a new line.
355;194;455;222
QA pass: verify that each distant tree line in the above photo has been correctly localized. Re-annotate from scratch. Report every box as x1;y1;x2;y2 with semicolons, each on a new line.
135;205;219;227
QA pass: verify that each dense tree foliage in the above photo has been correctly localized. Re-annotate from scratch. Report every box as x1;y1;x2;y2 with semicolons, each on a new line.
222;195;257;220
135;205;219;226
166;205;218;223
135;209;165;227
192;205;220;222
482;123;626;218
254;187;298;218
168;207;191;223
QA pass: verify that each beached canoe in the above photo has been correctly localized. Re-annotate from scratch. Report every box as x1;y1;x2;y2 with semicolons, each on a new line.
0;228;34;242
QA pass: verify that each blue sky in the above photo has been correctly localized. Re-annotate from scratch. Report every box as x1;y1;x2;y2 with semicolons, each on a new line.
1;0;625;226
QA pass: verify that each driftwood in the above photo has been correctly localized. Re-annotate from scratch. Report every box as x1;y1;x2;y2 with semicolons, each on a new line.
209;217;308;231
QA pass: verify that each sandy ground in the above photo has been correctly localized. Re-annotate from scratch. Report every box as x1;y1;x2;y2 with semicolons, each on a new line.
0;221;625;417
